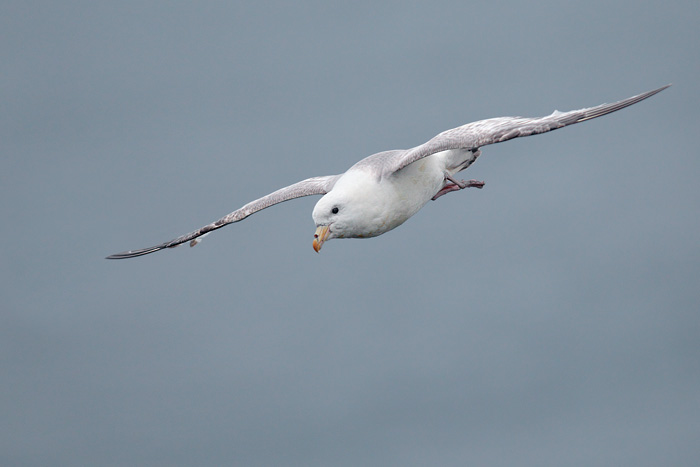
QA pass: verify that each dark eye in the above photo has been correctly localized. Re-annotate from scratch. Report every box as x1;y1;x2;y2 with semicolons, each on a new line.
331;206;339;214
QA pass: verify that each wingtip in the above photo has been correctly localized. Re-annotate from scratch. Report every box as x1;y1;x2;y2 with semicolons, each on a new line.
105;245;167;259
637;84;672;102
647;84;672;96
632;84;671;100
105;251;141;260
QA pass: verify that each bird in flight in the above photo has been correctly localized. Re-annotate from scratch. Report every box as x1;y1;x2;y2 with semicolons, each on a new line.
107;85;669;259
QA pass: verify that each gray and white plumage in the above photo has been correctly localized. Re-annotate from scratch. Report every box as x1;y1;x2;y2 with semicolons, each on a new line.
106;85;669;259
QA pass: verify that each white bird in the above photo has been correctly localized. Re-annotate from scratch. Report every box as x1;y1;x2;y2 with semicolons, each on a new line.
107;85;669;259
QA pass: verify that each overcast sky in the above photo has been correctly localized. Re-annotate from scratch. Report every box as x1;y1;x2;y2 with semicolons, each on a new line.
2;1;699;465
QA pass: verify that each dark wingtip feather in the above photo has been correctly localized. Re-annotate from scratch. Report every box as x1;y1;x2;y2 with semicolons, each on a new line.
105;244;168;259
579;84;672;122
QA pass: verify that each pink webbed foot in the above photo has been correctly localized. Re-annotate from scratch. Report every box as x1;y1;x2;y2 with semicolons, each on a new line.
432;179;485;201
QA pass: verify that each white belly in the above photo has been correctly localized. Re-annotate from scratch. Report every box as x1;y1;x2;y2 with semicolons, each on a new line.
380;155;446;231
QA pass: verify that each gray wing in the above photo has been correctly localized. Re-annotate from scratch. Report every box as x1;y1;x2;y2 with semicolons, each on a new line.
382;85;670;176
106;174;341;259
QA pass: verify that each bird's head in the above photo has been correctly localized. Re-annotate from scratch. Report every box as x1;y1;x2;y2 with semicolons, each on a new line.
311;179;384;251
311;170;398;252
311;190;351;252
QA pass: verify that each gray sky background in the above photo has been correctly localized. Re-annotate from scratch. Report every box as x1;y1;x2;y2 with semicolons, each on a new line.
2;1;699;465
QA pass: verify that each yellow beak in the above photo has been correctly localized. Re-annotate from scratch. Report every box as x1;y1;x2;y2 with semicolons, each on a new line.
312;225;330;253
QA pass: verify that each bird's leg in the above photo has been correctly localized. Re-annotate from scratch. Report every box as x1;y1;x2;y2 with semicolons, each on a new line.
432;173;485;200
445;173;485;189
431;184;462;200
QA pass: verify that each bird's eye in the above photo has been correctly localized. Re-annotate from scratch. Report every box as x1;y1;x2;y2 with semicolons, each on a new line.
331;207;339;214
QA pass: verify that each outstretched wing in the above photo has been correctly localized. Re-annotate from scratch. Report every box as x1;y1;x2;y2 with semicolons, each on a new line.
106;174;341;259
382;85;670;176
